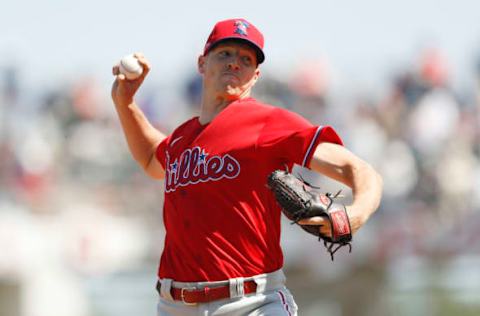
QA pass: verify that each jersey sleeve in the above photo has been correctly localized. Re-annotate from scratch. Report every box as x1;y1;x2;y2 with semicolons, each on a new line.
257;107;343;168
155;135;172;169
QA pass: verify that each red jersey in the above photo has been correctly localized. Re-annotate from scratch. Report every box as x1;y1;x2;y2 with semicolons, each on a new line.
155;97;342;282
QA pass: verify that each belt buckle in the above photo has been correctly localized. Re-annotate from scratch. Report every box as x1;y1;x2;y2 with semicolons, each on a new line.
180;287;197;305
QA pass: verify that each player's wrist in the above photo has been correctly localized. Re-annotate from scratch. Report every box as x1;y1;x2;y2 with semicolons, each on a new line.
345;205;368;234
114;96;135;108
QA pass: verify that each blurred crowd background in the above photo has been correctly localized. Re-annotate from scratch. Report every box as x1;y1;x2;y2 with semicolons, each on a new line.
1;45;480;316
2;2;480;315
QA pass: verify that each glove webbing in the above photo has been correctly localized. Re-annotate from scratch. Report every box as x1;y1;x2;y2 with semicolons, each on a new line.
324;240;352;261
288;176;321;224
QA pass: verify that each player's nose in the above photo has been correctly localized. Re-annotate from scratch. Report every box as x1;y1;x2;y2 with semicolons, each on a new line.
227;62;240;71
226;57;240;71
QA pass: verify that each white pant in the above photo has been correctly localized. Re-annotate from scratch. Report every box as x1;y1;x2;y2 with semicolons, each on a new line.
157;269;298;316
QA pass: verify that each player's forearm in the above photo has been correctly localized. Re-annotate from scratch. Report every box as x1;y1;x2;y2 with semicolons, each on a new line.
114;101;166;169
311;143;382;226
347;161;383;232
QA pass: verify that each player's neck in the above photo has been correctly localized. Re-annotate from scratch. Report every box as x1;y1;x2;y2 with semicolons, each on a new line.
198;99;230;125
198;91;251;125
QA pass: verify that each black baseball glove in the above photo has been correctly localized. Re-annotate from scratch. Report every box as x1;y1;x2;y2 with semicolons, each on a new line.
267;170;352;260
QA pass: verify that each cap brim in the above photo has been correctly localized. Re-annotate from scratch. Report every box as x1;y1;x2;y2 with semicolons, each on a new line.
206;37;265;64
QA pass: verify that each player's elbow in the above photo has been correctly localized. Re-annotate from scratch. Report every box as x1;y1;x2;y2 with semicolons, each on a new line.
145;168;166;180
364;161;383;191
359;161;384;202
349;159;382;189
139;154;166;180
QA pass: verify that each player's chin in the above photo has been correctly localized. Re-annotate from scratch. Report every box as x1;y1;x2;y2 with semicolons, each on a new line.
224;85;243;96
221;78;240;89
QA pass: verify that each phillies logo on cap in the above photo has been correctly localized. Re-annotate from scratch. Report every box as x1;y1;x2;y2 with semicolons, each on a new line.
203;18;266;64
234;20;249;36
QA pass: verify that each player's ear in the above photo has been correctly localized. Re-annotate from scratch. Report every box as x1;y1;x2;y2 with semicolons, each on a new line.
197;55;206;74
252;68;260;84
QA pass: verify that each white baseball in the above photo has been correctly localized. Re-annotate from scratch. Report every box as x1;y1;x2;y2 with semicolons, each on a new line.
119;54;143;80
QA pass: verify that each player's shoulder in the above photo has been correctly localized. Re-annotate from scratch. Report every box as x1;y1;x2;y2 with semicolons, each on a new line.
236;97;288;117
238;97;312;127
167;116;200;139
239;97;274;109
175;116;199;130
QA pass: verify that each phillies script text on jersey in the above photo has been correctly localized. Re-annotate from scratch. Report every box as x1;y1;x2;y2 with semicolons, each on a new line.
165;146;241;193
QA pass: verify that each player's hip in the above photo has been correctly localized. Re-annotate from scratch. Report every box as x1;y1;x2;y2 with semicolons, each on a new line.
156;268;297;315
157;286;297;315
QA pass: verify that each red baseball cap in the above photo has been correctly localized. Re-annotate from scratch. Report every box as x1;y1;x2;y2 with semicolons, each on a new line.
203;18;265;64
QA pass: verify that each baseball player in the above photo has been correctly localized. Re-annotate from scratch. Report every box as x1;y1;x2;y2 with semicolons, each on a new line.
111;18;382;316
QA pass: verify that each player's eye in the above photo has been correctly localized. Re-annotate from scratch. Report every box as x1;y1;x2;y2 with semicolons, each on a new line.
218;51;230;58
242;56;252;66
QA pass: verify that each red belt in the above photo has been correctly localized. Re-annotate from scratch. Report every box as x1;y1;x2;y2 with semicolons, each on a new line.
156;280;257;305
